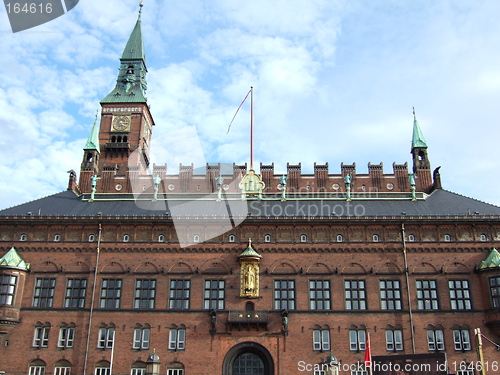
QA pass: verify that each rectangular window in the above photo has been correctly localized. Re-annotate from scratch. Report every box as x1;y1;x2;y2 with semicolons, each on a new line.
313;329;330;351
309;280;331;310
169;280;191;310
97;328;115;349
134;279;156;309
427;329;445;351
416;280;439;310
204;280;225;310
314;371;326;375
379;280;402;310
29;367;46;375
33;278;56;308
33;326;50;348
351;372;368;375
345;280;366;310
0;274;17;306
54;367;71;375
453;329;471;351
274;280;296;310
168;328;186;350
131;370;146;375
133;328;150;350
449;280;472;310
58;327;75;348
95;368;110;375
489;276;500;308
64;278;87;308
349;329;366;351
386;329;403;351
99;279;122;309
167;370;184;375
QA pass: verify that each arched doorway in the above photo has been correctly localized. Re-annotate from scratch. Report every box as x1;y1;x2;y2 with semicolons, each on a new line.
223;342;274;375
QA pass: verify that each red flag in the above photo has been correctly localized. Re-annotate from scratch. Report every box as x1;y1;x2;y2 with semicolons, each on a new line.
364;332;372;368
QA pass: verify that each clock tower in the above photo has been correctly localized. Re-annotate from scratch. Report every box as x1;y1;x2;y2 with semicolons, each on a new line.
80;3;154;194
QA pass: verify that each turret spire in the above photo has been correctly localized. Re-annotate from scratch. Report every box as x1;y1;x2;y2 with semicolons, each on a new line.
101;2;148;103
83;111;101;153
411;107;428;149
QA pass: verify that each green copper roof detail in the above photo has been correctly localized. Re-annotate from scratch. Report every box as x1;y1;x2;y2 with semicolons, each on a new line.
83;112;101;152
0;247;30;271
411;108;428;149
239;240;262;259
101;4;148;104
477;248;500;270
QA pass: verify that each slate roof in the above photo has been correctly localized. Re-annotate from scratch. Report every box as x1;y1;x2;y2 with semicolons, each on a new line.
0;189;499;219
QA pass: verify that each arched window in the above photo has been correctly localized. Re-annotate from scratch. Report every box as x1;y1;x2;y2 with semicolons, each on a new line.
95;360;111;375
54;234;61;242
158;234;165;243
264;234;271;243
245;301;255;312
228;234;235;243
28;359;46;375
54;359;72;375
88;234;95;242
123;234;130;242
20;233;27;241
193;234;200;243
111;136;116;143
408;234;415;242
233;353;264;375
117;136;122;143
86;152;93;162
480;233;487;241
373;234;379;242
300;234;307;243
123;136;128;142
336;234;343;242
444;234;451;242
127;66;134;74
131;361;147;375
167;362;185;375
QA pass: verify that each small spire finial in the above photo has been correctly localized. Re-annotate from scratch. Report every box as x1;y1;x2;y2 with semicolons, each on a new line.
413;107;416;119
249;238;252;246
138;2;144;18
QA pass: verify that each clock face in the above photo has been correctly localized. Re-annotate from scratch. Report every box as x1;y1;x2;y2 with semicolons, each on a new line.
112;115;131;132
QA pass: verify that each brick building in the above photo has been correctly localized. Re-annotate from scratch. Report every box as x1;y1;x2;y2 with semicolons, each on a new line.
1;6;500;375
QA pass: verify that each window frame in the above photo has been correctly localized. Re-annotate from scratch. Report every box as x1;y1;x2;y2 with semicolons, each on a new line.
97;327;115;349
274;279;296;310
58;327;75;348
64;278;87;309
133;327;150;350
379;280;402;310
99;279;122;309
489;276;500;308
427;329;445;351
168;328;186;351
416;279;439;310
0;274;17;306
203;280;225;310
313;329;330;351
169;279;191;310
349;329;366;351
134;279;156;310
453;329;471;351
309;280;331;310
385;329;403;351
33;325;50;348
345;279;367;310
448;280;472;310
33;278;56;308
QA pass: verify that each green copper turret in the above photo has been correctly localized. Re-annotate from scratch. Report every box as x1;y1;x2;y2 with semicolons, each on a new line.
411;109;428;149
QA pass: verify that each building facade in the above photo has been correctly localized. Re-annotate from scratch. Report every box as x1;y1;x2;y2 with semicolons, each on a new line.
1;7;500;375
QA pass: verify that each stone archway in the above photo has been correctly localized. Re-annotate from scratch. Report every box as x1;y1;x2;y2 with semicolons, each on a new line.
223;342;274;375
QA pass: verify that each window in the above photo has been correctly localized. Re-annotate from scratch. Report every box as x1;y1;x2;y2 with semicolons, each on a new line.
449;280;472;310
65;278;87;308
33;278;56;308
33;325;50;348
349;329;366;351
300;234;307;242
416;280;439;310
345;280;366;310
20;233;27;241
95;367;110;375
386;329;403;351
274;280;296;310
29;360;46;375
167;370;184;375
264;234;271;243
131;364;146;375
88;234;95;242
444;234;451;242
379;280;402;310
98;327;115;349
204;280;225;310
351;371;368;375
158;234;165;242
123;234;130;242
408;234;415;242
427;329;445;351
134;279;156;309
229;234;235;243
193;234;200;243
169;327;186;350
54;360;72;375
58;327;75;348
309;280;331;310
372;234;379;242
336;234;343;242
453;329;471;351
489;276;500;308
480;234;487;241
313;329;330;351
99;279;122;309
169;280;191;310
54;234;61;242
133;328;150;350
457;370;474;375
0;274;17;306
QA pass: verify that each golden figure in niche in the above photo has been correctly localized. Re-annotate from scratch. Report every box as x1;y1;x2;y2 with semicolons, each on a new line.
240;262;259;297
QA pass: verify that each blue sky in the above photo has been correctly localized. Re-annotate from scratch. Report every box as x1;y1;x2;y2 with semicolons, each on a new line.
0;0;499;209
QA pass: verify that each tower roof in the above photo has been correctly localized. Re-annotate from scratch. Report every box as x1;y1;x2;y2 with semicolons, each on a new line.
0;247;30;271
411;109;428;149
477;248;500;270
100;4;148;104
239;239;262;259
83;112;101;152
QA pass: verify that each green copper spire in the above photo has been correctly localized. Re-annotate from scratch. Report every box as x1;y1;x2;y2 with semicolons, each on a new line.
0;247;30;271
477;248;500;270
239;239;262;259
411;108;428;149
83;111;101;153
101;3;148;103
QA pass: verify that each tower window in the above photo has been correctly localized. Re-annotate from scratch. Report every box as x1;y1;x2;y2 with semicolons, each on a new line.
228;234;235;243
373;234;379;242
123;234;130;242
20;233;27;241
127;66;134;74
337;234;343;242
408;234;415;242
158;235;165;243
193;234;200;243
444;234;451;242
264;234;271;243
54;234;61;242
300;234;307;243
88;234;95;242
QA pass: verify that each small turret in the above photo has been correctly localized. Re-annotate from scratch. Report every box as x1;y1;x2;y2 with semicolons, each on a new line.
410;109;432;193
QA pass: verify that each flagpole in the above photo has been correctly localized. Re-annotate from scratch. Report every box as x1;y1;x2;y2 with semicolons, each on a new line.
250;86;254;170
